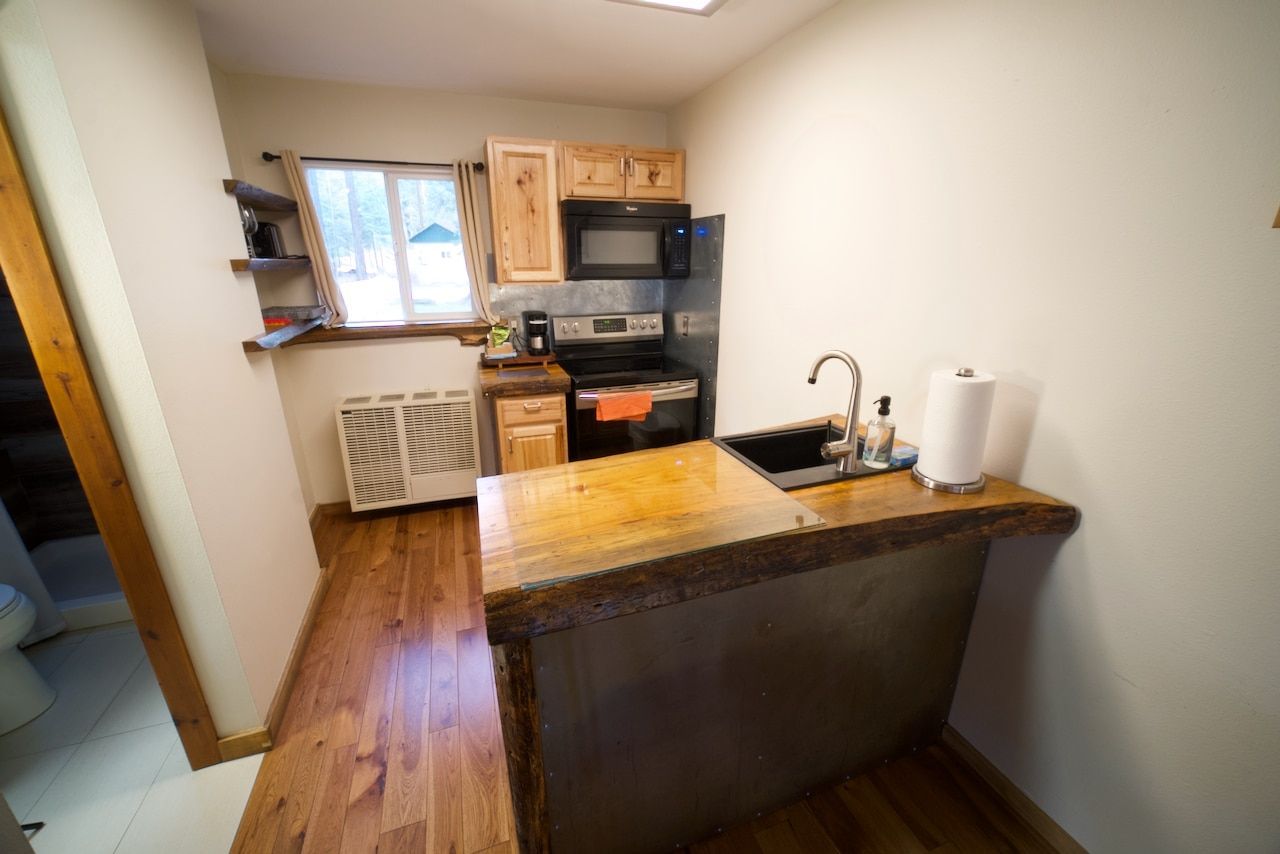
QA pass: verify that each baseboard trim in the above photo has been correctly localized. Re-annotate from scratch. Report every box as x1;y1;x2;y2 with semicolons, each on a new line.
218;727;272;762
941;725;1087;853
263;559;333;741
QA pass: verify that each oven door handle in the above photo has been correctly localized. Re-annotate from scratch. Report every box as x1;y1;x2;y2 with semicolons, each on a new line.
577;382;698;403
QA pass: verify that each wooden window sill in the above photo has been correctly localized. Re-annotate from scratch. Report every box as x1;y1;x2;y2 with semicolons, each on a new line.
242;318;490;353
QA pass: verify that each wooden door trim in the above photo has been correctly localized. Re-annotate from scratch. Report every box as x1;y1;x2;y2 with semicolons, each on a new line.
0;106;222;768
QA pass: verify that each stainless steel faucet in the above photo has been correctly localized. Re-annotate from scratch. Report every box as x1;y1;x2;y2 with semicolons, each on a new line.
807;350;863;474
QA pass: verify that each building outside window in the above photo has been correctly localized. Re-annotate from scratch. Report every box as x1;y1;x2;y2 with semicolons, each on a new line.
304;161;475;323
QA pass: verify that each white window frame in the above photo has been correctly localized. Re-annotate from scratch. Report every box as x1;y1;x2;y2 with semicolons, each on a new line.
305;159;477;323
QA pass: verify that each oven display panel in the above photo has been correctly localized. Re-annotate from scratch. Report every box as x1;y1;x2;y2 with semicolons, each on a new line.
593;317;628;334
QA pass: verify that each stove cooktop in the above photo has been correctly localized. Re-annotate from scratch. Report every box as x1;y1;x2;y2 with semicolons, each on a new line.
552;313;676;382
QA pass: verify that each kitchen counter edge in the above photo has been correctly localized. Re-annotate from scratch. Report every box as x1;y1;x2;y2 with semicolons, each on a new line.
479;421;1078;645
479;363;571;398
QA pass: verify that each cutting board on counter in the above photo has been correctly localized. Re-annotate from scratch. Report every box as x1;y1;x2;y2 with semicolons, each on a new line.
478;441;824;594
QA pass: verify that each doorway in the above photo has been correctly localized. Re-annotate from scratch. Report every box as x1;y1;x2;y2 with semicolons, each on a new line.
0;103;219;773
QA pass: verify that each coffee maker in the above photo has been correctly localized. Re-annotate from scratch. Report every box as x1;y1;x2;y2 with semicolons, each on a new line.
522;310;550;356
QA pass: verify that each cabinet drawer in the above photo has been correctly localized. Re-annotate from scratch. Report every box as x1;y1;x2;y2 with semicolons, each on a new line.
497;394;565;427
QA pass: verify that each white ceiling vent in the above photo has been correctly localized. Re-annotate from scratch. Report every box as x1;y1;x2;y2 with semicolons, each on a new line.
336;388;480;511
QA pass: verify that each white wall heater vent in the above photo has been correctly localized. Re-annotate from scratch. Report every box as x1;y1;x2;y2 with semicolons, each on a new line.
336;388;480;511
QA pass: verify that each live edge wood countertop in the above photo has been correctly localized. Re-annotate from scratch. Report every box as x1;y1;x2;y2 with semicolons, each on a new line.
478;363;571;398
477;417;1078;646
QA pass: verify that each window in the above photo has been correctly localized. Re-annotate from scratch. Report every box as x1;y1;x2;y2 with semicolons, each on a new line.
304;161;475;323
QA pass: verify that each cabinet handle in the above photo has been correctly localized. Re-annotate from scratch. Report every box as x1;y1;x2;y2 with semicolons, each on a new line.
507;434;513;454
522;401;543;411
619;155;625;176
627;156;634;176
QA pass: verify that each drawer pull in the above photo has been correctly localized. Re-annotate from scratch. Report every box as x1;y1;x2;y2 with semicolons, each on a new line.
522;401;544;411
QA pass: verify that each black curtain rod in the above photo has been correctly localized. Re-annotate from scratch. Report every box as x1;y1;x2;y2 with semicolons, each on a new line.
261;151;483;172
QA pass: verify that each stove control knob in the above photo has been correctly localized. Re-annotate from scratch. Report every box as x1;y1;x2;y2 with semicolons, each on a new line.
651;316;660;329
639;319;646;329
630;319;636;329
560;322;567;333
572;322;579;333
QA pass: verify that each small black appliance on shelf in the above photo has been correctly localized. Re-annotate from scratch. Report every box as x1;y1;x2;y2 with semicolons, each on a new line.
251;222;285;259
522;310;550;355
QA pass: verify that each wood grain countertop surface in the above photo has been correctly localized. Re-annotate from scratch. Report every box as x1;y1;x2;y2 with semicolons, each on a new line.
478;416;1078;645
478;362;571;398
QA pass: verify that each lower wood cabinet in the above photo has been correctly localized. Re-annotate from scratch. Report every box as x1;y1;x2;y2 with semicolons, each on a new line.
495;393;568;473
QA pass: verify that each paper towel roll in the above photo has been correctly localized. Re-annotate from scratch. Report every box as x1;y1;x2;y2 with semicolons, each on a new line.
916;368;996;486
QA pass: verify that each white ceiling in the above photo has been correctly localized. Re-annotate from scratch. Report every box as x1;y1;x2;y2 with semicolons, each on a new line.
194;0;838;111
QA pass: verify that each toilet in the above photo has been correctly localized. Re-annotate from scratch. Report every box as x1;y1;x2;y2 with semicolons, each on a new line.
0;584;56;735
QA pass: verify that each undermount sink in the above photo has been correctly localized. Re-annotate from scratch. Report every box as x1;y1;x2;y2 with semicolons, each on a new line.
712;422;908;490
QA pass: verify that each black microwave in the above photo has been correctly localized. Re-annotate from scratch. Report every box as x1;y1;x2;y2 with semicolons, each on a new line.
562;200;691;280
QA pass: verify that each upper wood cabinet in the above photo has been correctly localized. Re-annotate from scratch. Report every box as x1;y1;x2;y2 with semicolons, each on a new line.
486;136;563;283
560;143;685;201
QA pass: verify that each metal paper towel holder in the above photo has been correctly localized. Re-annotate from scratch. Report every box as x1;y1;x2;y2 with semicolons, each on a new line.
910;366;987;494
911;465;986;494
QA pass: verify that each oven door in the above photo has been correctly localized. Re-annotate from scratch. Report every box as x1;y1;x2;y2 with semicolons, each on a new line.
564;214;667;280
572;378;700;460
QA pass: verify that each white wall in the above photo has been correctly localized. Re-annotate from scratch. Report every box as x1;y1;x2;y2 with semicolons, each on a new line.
0;0;321;729
669;1;1280;851
211;73;667;504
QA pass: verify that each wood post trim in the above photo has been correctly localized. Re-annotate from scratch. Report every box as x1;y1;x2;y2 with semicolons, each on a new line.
0;105;221;768
217;727;273;763
492;639;550;854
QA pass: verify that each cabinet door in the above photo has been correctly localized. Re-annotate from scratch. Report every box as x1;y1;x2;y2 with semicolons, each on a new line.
502;422;567;473
560;143;627;199
626;147;685;201
486;137;563;283
495;394;568;473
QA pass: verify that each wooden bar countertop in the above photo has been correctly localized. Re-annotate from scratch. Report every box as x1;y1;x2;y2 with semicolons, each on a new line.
478;362;570;398
478;417;1078;645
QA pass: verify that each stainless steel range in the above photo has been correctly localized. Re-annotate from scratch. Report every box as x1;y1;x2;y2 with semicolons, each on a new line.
553;313;700;461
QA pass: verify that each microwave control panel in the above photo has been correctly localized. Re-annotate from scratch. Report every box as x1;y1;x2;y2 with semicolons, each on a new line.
552;314;664;343
668;222;691;277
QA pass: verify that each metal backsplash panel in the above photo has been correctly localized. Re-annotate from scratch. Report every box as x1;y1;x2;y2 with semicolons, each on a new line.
663;215;724;438
489;279;663;333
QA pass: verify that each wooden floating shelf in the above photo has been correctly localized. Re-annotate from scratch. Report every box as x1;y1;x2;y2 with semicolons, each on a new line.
223;179;298;212
230;257;311;272
242;319;490;353
242;317;326;352
479;350;557;368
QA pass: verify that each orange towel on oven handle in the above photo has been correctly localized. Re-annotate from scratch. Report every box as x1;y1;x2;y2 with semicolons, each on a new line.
596;391;653;422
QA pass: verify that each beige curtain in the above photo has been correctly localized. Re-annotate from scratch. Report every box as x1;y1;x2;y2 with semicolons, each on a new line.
280;149;347;328
453;160;498;325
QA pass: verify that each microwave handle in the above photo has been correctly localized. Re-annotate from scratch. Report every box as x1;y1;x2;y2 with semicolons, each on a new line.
661;222;671;273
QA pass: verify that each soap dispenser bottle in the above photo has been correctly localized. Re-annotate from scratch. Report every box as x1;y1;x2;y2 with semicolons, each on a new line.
862;395;896;469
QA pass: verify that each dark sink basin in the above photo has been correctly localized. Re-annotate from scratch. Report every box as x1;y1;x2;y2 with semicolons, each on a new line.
712;422;908;490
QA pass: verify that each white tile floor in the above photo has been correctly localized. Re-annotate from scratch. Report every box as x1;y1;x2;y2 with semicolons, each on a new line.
0;623;262;853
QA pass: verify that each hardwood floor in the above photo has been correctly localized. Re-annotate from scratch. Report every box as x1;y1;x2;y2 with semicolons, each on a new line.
234;501;1072;853
687;743;1065;853
232;502;514;854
